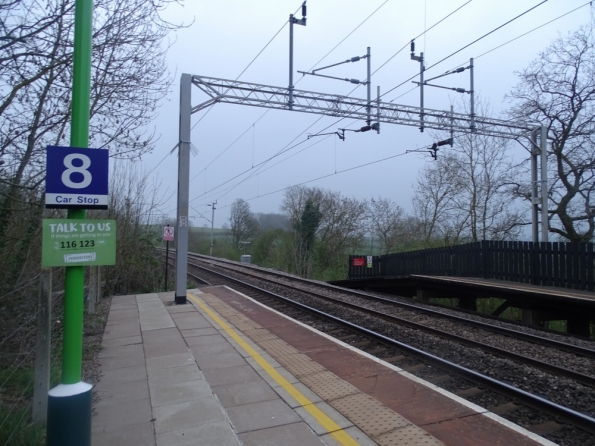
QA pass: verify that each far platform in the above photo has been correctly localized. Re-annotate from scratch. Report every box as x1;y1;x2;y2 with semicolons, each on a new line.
91;286;555;445
330;275;595;335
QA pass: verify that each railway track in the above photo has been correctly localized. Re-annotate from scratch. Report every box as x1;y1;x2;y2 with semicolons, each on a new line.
186;252;595;356
162;251;595;444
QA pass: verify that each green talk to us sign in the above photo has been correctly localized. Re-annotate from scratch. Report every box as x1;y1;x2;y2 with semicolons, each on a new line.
42;219;116;267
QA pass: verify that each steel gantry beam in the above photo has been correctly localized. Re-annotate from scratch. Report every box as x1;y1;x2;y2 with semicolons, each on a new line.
190;75;534;139
174;74;548;303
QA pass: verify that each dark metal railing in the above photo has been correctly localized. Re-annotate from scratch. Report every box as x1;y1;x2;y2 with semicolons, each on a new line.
348;241;595;291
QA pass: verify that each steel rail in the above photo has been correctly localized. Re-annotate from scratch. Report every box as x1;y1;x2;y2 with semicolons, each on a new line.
184;263;595;436
185;252;595;360
187;259;595;388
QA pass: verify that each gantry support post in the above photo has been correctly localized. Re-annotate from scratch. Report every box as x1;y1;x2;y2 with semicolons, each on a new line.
531;128;539;243
540;125;549;242
175;73;192;305
419;52;424;132
470;58;476;132
366;47;371;125
289;14;295;110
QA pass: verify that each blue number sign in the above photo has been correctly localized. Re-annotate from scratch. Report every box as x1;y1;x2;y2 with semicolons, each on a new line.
45;146;109;209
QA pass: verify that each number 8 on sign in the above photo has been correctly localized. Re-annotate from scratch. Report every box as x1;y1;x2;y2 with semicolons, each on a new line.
62;154;92;189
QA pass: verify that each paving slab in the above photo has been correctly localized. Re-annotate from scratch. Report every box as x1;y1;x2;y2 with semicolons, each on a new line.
238;422;326;446
181;327;219;337
94;377;150;405
146;351;195;372
96;364;147;384
193;349;248;370
98;352;146;370
92;421;156;446
153;396;227;434
102;323;141;340
155;421;241;446
211;379;279;408
201;364;263;387
148;363;204;386
150;379;213;407
92;397;152;434
101;334;142;348
225;398;302;433
97;342;144;359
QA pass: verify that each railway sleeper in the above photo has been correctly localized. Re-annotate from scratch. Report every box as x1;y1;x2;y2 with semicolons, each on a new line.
490;401;520;415
383;355;407;363
527;420;564;435
454;386;484;398
426;374;452;385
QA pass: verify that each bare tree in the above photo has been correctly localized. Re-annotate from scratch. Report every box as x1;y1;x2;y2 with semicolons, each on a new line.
413;102;522;245
508;26;595;241
92;160;167;295
367;197;406;254
413;154;466;244
316;190;367;269
449;132;522;241
281;185;366;276
229;198;258;250
0;0;186;232
0;0;186;290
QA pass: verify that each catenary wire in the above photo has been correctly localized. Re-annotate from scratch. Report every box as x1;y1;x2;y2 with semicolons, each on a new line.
156;0;392;215
166;0;466;212
299;0;388;77
474;1;589;61
192;0;390;191
383;0;549;100
190;2;305;131
373;0;474;77
165;1;543;213
206;126;494;210
188;0;481;202
439;2;590;75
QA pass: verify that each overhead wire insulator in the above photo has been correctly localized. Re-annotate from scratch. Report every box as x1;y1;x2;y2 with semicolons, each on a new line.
436;138;453;147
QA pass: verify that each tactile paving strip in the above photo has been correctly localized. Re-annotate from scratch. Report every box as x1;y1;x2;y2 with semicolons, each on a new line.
375;425;444;446
195;291;445;446
203;300;263;330
277;353;327;377
299;371;361;401
331;393;410;437
258;338;301;358
243;328;279;343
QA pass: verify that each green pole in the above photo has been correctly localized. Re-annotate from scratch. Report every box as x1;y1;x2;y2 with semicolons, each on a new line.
63;0;93;384
47;1;94;444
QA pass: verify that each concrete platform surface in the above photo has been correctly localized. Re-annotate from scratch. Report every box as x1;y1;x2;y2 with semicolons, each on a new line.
93;289;386;445
92;286;554;446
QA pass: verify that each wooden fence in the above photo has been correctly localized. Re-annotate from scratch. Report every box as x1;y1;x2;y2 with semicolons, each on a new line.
348;241;595;291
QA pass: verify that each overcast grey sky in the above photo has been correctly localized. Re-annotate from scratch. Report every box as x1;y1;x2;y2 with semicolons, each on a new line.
139;0;590;228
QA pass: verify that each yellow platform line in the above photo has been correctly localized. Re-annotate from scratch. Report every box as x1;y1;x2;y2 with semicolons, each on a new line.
187;292;359;446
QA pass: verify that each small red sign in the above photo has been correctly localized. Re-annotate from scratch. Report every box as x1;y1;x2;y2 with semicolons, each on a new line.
163;226;174;241
353;257;365;267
